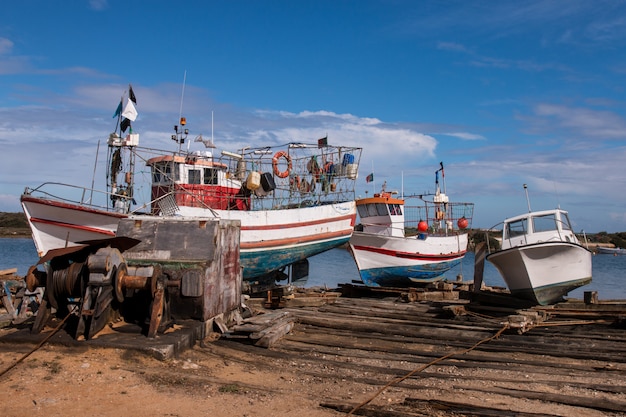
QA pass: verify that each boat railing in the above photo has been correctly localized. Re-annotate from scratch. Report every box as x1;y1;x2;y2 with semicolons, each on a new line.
403;201;474;236
22;182;141;214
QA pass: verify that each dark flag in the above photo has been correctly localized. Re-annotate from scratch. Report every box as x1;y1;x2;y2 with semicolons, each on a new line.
366;173;374;183
129;84;137;104
317;135;328;148
120;117;131;133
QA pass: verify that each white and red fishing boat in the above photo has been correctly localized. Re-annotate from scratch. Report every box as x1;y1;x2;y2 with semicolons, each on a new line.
21;85;362;285
348;164;474;287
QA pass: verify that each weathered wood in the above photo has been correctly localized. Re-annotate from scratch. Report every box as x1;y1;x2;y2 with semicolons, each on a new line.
254;320;294;348
231;311;291;333
462;386;626;413
473;241;486;292
403;398;557;417
0;268;18;276
320;401;429;417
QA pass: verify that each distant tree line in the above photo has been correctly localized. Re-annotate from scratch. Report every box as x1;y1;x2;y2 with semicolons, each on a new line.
0;212;29;228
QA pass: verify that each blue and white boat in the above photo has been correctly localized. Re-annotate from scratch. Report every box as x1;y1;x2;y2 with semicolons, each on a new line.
349;164;474;287
21;85;362;287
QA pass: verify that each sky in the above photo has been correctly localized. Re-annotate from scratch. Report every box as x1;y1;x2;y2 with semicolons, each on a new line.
2;0;626;232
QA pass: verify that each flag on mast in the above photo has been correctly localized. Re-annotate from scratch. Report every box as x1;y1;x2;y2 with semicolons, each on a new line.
366;173;374;183
121;97;138;121
113;100;122;118
129;84;137;104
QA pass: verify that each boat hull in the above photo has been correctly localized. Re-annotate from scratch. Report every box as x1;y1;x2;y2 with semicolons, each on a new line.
21;194;355;281
596;246;626;255
21;195;126;256
349;231;468;287
486;242;592;305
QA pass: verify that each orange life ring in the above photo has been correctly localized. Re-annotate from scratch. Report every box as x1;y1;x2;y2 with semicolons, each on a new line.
272;151;292;178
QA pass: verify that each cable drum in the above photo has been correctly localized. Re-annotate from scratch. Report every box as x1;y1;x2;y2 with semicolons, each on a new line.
47;261;86;311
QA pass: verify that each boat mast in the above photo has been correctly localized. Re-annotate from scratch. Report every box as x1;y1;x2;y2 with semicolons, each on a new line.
524;183;532;212
178;70;187;154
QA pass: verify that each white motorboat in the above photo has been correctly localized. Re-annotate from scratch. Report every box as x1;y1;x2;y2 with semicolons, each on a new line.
486;186;592;305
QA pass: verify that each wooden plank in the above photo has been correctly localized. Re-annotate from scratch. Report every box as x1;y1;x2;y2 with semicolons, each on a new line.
0;268;18;276
254;321;294;348
403;398;554;417
464;386;626;413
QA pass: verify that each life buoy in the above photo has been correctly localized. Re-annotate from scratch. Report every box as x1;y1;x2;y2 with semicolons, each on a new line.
272;151;292;178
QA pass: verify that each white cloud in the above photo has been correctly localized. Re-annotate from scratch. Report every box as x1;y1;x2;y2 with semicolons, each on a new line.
89;0;108;11
0;38;13;55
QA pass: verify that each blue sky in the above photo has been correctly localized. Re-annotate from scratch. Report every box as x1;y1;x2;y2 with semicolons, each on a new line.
2;0;626;232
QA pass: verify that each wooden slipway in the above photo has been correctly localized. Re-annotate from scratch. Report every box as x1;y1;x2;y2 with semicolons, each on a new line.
220;288;626;417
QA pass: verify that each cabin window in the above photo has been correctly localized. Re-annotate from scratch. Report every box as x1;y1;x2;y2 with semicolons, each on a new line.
188;169;201;185
152;163;173;184
204;168;218;185
389;204;402;215
505;218;527;239
561;213;573;231
365;204;377;217
375;203;388;216
357;205;369;218
532;214;557;233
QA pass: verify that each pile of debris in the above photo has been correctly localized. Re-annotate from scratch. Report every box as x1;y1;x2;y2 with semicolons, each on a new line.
0;268;42;327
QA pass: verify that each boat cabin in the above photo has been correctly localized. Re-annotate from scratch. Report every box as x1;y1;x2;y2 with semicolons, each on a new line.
501;208;579;250
356;192;405;237
146;153;244;214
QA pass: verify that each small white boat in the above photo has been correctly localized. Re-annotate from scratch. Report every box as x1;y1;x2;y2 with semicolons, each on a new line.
349;164;474;287
20;85;362;287
596;246;626;256
486;186;592;305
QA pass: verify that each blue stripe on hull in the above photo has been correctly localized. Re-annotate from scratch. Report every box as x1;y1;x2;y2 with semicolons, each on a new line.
358;258;462;287
241;236;350;280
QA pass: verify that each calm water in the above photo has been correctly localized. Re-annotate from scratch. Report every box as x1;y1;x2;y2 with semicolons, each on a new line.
2;238;625;300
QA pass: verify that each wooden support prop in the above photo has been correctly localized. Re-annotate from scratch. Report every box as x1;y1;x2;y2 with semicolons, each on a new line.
473;241;486;292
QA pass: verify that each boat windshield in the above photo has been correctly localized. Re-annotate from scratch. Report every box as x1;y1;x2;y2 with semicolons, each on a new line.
505;218;528;239
532;213;559;233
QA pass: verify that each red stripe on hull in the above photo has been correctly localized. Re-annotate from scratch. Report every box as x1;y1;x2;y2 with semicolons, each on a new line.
241;229;352;249
240;213;355;231
352;245;466;261
29;217;116;237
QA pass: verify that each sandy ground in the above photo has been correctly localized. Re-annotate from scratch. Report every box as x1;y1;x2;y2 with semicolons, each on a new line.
1;294;625;417
0;327;622;417
0;339;341;417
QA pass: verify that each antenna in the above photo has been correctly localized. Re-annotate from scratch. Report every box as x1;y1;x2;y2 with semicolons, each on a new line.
524;183;532;212
179;70;186;124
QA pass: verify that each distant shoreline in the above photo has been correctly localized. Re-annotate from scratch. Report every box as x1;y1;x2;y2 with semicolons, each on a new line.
0;228;32;238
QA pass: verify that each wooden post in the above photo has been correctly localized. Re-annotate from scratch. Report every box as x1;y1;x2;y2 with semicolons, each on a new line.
473;241;486;292
584;291;598;304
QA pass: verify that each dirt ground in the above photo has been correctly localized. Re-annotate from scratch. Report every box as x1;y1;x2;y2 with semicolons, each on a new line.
0;329;621;417
1;295;625;417
0;338;342;417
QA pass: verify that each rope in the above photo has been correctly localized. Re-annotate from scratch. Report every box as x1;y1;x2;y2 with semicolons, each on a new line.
347;324;510;415
0;309;74;378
